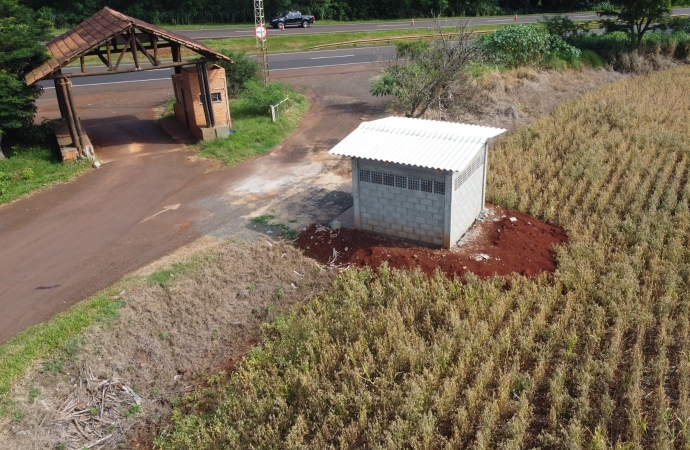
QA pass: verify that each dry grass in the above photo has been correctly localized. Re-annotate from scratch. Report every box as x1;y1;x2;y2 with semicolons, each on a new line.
0;240;334;449
154;65;690;448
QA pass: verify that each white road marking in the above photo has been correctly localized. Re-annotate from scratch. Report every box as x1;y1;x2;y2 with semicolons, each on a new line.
140;204;181;223
310;54;355;59
488;19;515;22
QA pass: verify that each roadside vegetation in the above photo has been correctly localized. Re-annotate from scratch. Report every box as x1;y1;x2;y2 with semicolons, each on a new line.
196;51;308;166
0;124;89;206
155;63;690;449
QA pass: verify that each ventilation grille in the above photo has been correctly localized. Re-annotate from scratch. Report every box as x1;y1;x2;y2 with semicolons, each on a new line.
454;154;485;191
359;170;445;196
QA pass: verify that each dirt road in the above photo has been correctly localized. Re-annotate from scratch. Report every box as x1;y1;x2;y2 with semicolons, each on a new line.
0;65;386;343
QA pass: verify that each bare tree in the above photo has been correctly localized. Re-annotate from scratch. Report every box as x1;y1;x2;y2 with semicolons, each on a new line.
370;20;483;118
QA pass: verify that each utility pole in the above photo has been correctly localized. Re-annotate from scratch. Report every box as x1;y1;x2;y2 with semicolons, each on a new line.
254;0;270;85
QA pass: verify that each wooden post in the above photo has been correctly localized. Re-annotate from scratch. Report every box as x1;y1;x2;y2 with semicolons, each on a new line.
114;32;132;70
106;39;112;69
130;32;140;69
196;62;215;128
54;72;69;120
80;56;86;73
64;79;86;155
57;78;82;155
172;43;182;74
150;33;159;65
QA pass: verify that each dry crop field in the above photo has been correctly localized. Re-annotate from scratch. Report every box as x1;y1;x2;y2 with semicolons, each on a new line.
155;65;690;449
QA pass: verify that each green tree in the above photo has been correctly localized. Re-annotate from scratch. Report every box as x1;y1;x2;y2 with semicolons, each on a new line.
602;0;672;46
0;0;50;159
371;22;482;118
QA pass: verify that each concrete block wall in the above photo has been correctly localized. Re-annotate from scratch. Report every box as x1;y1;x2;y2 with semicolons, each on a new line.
450;161;485;244
355;160;448;246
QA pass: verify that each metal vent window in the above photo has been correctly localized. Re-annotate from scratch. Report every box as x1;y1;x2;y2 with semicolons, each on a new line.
358;170;444;196
434;181;446;195
371;171;383;184
454;154;485;191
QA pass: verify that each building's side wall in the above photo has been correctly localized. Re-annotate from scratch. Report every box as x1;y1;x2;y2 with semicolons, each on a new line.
356;159;448;247
173;66;231;139
450;148;486;245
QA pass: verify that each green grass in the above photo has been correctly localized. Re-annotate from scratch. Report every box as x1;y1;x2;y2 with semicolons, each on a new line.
0;286;126;417
203;26;496;53
0;145;89;206
198;94;307;165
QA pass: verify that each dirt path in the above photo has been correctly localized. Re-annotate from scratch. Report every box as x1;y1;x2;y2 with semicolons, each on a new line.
0;65;385;344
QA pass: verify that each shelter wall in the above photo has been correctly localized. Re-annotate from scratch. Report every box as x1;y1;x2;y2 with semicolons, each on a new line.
354;159;448;247
171;65;230;139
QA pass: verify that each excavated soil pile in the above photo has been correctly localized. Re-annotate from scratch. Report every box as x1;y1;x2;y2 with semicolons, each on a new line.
296;205;568;279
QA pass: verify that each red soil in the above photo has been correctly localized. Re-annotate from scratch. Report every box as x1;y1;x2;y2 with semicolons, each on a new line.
295;204;568;279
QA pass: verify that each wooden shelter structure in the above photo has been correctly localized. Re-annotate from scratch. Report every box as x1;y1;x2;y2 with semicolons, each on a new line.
25;7;233;159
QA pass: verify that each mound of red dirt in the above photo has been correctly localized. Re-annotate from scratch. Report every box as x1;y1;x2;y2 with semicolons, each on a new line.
295;204;568;279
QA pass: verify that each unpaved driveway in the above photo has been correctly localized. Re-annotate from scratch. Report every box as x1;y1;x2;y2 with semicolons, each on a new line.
0;65;386;343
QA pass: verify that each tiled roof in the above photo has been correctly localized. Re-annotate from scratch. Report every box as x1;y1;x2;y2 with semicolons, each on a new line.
329;117;506;173
25;7;231;85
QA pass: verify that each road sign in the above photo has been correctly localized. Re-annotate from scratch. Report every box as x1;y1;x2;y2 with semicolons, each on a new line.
255;25;267;39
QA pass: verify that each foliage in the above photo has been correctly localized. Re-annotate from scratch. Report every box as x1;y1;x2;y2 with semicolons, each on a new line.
0;144;88;204
216;49;259;98
0;0;51;157
475;23;581;68
371;23;482;118
240;80;296;116
198;85;306;165
157;64;690;449
541;14;591;40
601;0;672;46
21;0;690;27
570;30;690;68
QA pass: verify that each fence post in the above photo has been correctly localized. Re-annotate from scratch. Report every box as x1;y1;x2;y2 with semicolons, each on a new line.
270;105;276;123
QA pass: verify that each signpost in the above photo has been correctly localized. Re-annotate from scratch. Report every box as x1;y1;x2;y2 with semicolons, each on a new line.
254;0;269;85
255;25;267;39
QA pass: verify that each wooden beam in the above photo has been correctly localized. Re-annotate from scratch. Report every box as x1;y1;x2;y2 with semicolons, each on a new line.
113;31;132;70
130;32;140;69
134;35;156;66
80;56;85;73
94;49;109;68
150;33;159;65
84;42;171;58
48;59;215;79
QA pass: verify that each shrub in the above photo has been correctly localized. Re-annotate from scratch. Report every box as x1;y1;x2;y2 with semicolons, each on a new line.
476;24;581;68
239;80;295;116
217;50;259;98
579;49;605;69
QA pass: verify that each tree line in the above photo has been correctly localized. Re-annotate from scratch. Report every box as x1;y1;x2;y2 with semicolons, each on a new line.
19;0;690;26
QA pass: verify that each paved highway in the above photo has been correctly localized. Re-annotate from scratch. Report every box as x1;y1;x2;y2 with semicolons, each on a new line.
37;6;690;90
179;8;690;40
37;46;392;89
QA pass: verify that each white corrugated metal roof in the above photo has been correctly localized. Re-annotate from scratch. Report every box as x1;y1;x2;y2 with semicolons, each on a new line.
329;117;506;172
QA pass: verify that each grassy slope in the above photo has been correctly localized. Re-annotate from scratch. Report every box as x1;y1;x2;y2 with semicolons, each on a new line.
156;66;690;448
0;146;88;206
199;95;307;165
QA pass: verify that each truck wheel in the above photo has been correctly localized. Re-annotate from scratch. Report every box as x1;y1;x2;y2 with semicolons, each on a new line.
302;20;309;28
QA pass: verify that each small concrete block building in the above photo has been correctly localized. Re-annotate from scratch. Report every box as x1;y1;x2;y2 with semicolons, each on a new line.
329;117;505;248
171;64;232;140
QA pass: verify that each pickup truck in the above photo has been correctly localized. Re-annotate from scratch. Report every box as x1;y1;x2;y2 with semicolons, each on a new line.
269;11;315;29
